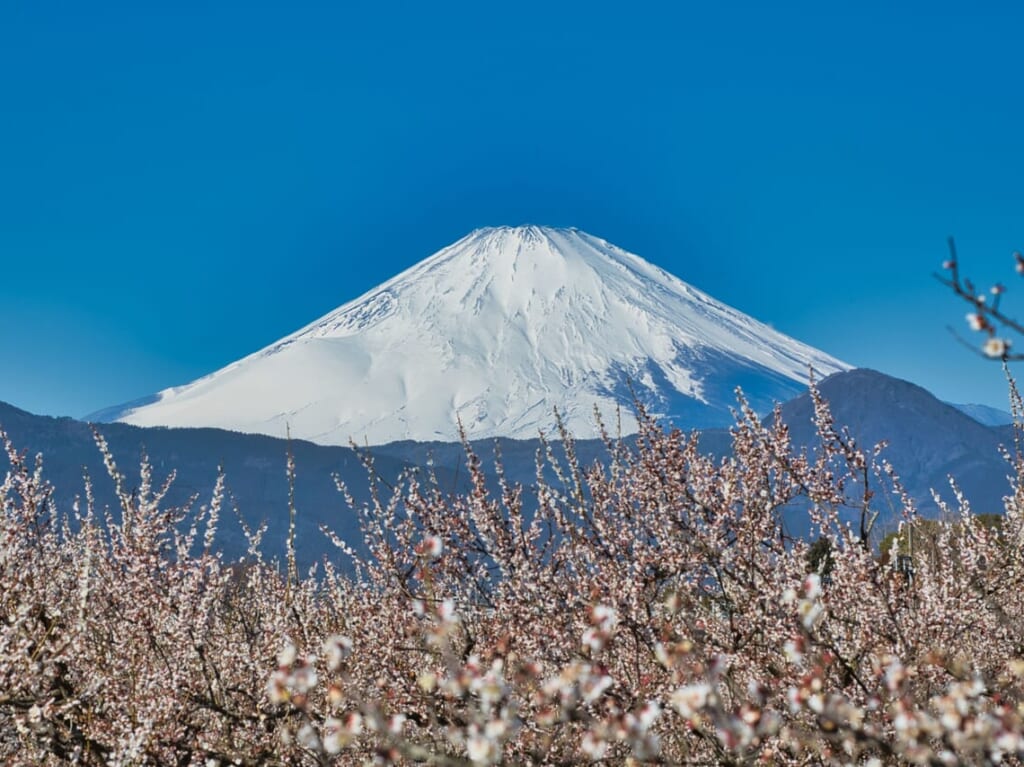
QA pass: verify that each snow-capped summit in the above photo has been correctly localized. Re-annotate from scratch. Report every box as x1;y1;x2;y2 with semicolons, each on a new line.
102;226;849;445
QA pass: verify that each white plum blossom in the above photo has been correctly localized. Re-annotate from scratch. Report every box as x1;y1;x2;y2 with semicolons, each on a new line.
323;634;353;671
983;337;1011;357
416;534;444;559
672;682;711;718
966;312;987;331
580;731;608;760
465;724;501;764
277;639;298;668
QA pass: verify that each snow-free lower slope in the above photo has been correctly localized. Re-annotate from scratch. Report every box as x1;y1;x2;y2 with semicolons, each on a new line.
105;226;849;445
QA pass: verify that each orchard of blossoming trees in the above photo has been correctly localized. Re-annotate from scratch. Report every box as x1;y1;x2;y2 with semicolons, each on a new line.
4;254;1024;765
3;385;1024;767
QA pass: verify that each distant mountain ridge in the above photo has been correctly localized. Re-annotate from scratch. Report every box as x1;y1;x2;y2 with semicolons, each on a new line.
96;226;848;445
0;400;453;569
948;402;1014;426
2;368;1018;559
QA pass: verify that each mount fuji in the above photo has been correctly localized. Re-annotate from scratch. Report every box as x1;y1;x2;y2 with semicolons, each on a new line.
96;226;850;445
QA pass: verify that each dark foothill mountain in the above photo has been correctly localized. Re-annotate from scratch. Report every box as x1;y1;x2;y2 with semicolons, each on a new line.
0;400;462;569
781;369;1012;520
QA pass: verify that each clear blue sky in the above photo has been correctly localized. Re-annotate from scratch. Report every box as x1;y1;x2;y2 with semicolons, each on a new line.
2;1;1023;418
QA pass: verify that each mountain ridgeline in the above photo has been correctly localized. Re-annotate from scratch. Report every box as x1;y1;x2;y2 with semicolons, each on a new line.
1;369;1017;565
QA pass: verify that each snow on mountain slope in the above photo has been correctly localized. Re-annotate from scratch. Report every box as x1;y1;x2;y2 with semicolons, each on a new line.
104;226;850;445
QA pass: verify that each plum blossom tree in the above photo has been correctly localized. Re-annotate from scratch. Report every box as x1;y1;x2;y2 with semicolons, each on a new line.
3;319;1024;762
